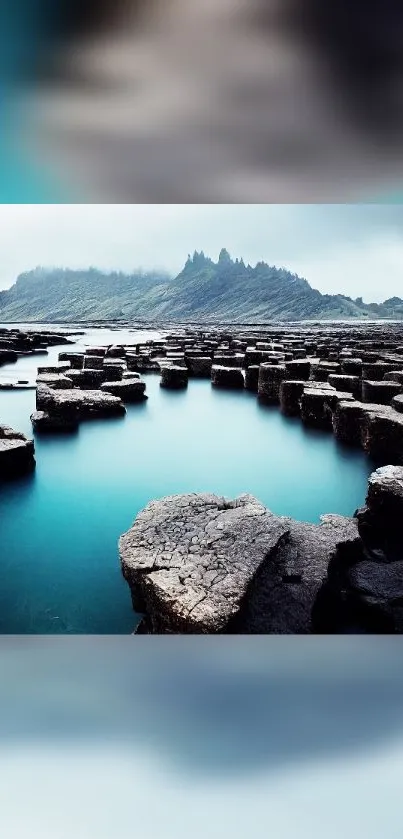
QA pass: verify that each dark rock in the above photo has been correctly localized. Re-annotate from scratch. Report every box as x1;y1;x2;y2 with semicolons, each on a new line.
211;366;244;389
58;352;85;369
101;379;147;402
328;374;361;399
83;355;104;370
36;373;74;389
119;493;289;633
0;425;35;479
106;345;126;358
30;410;79;433
279;380;305;416
361;380;402;405
160;366;188;389
119;493;360;634
361;408;403;464
103;361;126;381
258;363;286;403
244;365;260;392
126;354;160;373
186;357;212;378
384;371;403;385
37;364;71;374
340;358;363;376
300;387;352;429
35;383;125;421
362;362;395;381
285;360;311;380
393;395;403;413
67;369;106;389
213;354;245;368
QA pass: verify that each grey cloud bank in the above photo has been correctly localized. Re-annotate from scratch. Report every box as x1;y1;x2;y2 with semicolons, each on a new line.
0;204;402;302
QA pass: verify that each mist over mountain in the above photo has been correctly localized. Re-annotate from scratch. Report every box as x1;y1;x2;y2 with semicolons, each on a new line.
0;250;402;322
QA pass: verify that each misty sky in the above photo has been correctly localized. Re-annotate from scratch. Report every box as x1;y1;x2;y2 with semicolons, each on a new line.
1;204;402;302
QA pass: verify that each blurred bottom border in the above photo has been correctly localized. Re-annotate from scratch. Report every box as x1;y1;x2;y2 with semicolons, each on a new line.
0;635;402;839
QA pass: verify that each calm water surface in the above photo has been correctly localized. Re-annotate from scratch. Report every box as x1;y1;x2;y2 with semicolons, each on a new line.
0;326;374;633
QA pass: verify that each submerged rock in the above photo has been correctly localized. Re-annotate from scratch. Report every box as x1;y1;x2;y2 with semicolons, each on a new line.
0;425;35;479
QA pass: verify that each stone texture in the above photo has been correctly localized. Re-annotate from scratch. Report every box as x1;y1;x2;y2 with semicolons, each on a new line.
35;383;126;422
101;379;147;402
119;493;361;634
160;365;188;389
258;363;286;403
361;380;402;405
186;356;212;378
0;425;35;478
211;366;244;389
36;373;74;389
392;394;403;413
244;365;260;392
119;493;290;633
279;380;305;416
30;410;79;433
285;360;311;381
361;408;403;464
328;374;361;399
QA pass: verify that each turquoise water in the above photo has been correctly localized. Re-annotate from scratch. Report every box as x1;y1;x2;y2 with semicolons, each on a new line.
0;328;374;633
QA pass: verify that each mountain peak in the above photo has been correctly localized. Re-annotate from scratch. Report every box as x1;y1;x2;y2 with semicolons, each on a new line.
218;248;233;265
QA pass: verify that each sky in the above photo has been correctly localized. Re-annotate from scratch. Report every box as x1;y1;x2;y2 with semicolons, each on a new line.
1;204;403;302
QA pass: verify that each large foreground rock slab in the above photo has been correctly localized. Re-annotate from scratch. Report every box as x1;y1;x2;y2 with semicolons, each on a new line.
0;425;35;479
119;493;359;634
120;494;289;632
35;384;126;423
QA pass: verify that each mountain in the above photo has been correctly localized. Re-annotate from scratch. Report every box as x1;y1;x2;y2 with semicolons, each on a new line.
0;251;401;322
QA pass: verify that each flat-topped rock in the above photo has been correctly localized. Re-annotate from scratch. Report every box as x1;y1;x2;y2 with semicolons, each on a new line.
67;369;106;389
119;493;361;634
0;425;35;479
30;410;79;433
258;363;286;403
160;366;188;389
300;387;353;429
119;493;289;633
211;366;244;389
361;406;403;464
36;373;74;389
101;379;147;402
186;356;212;378
356;465;403;546
392;394;403;413
244;365;260;392
361;379;402;405
36;383;126;422
58;352;84;369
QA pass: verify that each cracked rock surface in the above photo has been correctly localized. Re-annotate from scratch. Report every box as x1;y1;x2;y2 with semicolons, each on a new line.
119;493;359;634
